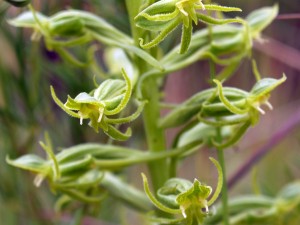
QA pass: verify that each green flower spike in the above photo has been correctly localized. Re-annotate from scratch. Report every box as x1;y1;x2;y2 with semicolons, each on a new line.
142;157;222;224
135;0;242;53
51;69;144;141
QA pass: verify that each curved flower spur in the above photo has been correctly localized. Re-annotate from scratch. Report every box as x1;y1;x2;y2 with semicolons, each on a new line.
142;157;222;225
51;69;144;141
135;0;242;54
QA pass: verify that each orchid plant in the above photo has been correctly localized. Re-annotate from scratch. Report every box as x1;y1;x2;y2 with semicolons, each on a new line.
4;0;298;225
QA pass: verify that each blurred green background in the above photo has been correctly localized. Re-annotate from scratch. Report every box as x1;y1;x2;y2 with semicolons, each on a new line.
0;0;300;224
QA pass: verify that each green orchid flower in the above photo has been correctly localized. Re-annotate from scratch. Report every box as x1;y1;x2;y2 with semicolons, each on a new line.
160;73;286;149
135;0;242;53
51;69;144;141
142;157;222;224
198;75;286;149
212;75;287;123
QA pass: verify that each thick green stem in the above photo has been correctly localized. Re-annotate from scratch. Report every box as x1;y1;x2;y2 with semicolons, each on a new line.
142;78;169;191
125;0;168;191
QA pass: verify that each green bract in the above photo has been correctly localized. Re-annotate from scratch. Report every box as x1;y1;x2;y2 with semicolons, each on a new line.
135;0;242;53
51;69;143;141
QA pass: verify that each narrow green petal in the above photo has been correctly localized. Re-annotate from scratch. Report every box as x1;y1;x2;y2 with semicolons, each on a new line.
105;101;145;124
207;157;223;206
139;17;181;49
104;125;132;141
197;13;243;25
204;4;242;12
211;120;251;149
180;22;193;54
142;173;181;215
213;79;248;115
50;86;81;118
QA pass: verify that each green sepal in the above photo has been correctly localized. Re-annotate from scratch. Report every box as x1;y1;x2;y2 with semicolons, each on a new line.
246;4;278;38
180;21;193;54
157;178;193;208
53;169;104;189
104;125;132;141
249;75;286;99
8;11;48;28
134;0;178;31
48;17;84;37
176;123;221;147
94;79;126;101
141;173;181;215
59;155;93;175
6;154;49;174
